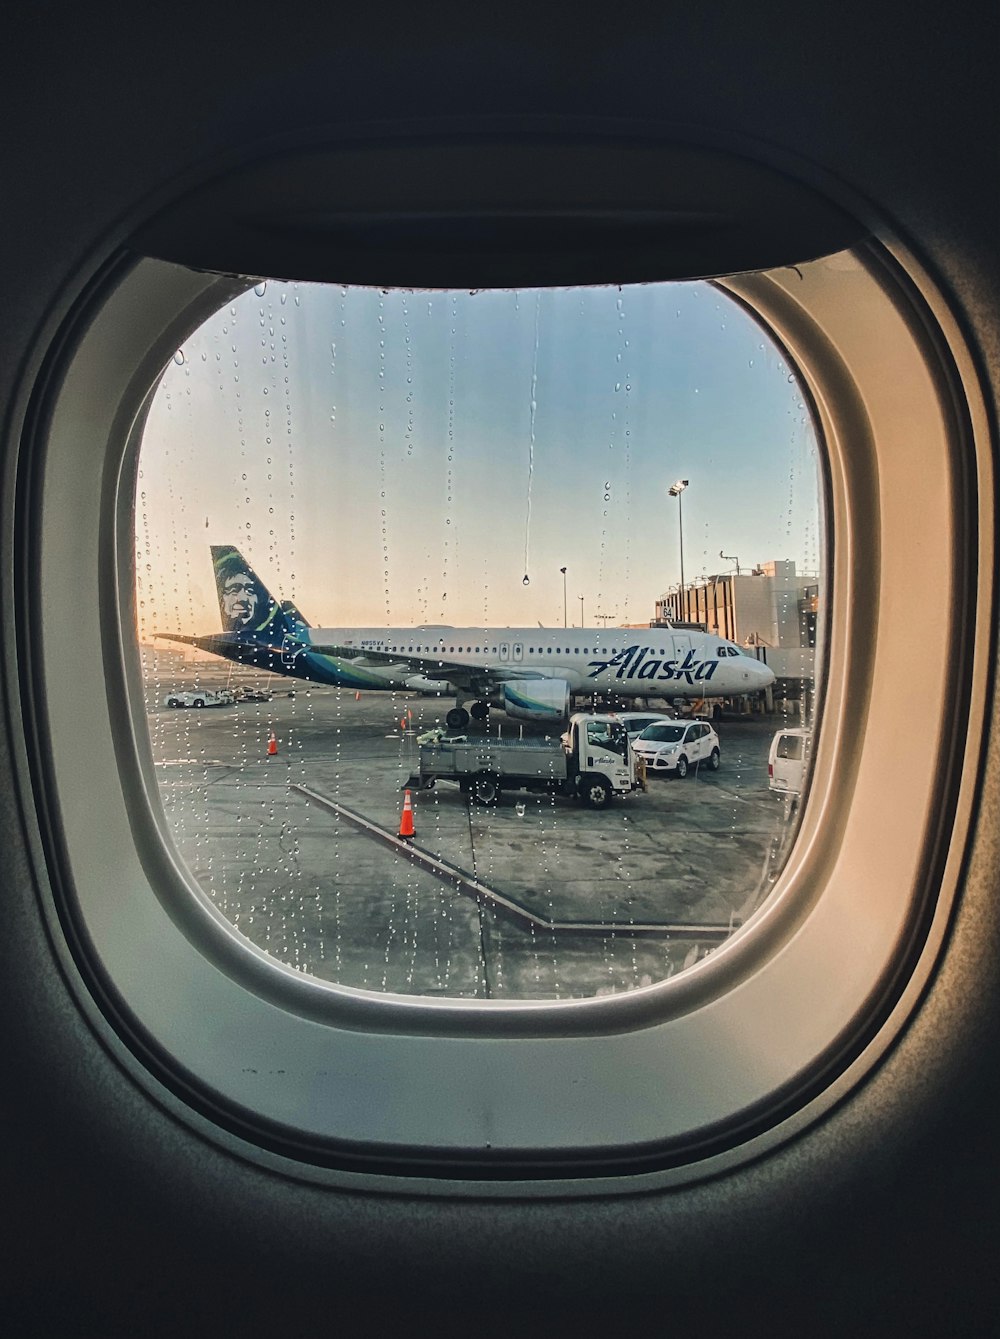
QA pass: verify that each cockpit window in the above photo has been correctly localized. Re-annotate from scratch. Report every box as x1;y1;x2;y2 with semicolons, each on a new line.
136;277;822;1001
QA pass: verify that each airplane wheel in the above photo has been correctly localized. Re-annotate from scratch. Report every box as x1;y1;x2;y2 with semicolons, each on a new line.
471;772;501;806
446;707;470;730
470;700;489;721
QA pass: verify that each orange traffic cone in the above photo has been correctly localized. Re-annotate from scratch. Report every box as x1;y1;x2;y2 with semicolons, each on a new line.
398;788;415;841
267;731;278;756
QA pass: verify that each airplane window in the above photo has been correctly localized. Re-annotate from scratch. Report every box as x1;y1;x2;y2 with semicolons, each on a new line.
31;197;983;1181
136;277;822;1004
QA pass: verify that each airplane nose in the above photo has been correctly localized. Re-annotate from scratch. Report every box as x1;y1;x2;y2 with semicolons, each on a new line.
757;661;776;687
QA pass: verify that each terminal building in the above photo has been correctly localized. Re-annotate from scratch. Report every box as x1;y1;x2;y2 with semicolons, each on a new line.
654;560;818;714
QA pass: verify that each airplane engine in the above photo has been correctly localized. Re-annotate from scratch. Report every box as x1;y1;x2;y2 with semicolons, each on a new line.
502;678;570;722
404;674;445;695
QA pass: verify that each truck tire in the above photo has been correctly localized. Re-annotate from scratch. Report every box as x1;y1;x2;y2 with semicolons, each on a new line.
580;775;612;809
193;697;205;709
471;772;501;806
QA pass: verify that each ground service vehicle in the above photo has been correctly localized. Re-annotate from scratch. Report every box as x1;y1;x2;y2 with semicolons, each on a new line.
633;719;722;776
1;7;997;1339
610;710;677;739
407;714;638;807
769;727;811;795
230;685;272;703
162;688;232;708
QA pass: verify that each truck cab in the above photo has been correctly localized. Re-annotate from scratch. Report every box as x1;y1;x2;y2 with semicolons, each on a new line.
564;713;638;805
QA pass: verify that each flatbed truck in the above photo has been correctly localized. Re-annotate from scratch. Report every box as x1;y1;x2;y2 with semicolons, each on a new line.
404;713;642;810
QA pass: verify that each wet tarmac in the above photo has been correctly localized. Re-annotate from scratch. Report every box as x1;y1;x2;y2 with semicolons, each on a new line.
142;667;803;999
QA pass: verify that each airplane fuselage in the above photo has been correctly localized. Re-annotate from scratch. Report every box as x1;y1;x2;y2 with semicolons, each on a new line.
286;624;773;699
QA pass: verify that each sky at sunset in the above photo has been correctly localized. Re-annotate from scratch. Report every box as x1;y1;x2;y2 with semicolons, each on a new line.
136;276;821;637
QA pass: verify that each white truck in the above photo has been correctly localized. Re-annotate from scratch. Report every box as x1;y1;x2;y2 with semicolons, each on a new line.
405;713;642;810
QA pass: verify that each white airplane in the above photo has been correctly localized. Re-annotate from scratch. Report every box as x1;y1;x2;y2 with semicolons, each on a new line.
158;545;775;729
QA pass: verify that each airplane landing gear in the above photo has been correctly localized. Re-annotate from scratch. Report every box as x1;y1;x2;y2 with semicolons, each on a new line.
470;700;489;721
445;706;470;731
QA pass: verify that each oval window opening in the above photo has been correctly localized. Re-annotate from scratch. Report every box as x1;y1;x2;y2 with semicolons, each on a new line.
135;277;823;1000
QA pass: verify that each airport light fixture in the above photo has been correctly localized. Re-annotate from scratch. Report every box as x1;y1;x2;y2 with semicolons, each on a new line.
720;549;742;575
668;479;689;618
560;566;568;628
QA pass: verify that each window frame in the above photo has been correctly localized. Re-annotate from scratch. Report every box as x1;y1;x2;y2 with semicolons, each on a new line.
14;230;991;1190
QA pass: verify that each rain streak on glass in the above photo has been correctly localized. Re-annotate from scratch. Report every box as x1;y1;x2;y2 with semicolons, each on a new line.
136;273;824;1001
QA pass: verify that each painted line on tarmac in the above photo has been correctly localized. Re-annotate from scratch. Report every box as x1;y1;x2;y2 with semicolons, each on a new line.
292;783;738;941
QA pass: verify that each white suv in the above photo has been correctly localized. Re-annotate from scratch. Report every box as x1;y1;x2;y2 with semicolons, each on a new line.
632;720;721;777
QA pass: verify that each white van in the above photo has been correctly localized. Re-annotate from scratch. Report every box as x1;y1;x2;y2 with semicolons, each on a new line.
768;727;811;795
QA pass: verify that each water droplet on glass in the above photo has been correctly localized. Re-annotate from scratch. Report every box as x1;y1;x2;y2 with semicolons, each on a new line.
522;574;530;586
253;281;267;297
172;349;185;366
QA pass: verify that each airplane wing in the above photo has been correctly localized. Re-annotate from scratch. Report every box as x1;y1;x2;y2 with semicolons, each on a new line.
305;642;545;690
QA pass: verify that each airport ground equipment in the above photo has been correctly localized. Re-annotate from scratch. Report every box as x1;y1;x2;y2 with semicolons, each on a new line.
404;713;640;809
162;688;233;708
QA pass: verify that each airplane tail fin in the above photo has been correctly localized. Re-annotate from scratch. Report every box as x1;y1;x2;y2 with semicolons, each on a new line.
211;544;299;642
278;598;311;630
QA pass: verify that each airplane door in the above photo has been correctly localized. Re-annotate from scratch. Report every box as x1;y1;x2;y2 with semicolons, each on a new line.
513;642;524;662
672;633;692;658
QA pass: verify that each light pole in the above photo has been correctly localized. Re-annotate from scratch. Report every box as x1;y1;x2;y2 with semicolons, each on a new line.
668;479;689;619
560;566;567;628
578;595;584;626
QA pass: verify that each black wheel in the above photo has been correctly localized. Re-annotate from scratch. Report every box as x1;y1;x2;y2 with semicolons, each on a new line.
471;772;501;806
166;697;180;708
580;774;612;809
708;747;721;771
193;698;205;708
470;700;489;721
445;706;470;730
674;754;689;778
